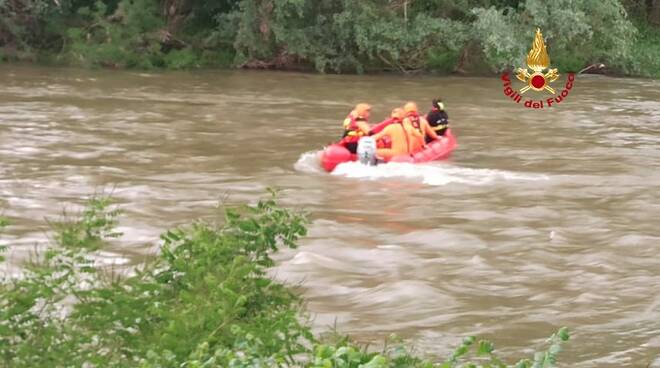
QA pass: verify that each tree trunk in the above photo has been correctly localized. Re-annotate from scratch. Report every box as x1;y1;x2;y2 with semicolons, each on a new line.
650;0;660;25
162;0;192;35
158;0;193;50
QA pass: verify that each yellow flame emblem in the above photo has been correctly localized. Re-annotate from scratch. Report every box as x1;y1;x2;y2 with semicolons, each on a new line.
515;28;559;94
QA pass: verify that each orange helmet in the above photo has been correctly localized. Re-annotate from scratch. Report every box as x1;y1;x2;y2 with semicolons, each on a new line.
390;108;404;119
354;103;372;117
403;102;418;114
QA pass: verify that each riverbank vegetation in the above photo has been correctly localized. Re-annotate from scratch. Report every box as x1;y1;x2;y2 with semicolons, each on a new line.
0;194;571;367
0;0;659;77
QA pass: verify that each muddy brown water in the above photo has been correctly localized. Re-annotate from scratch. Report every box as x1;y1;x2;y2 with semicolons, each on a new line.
1;65;659;366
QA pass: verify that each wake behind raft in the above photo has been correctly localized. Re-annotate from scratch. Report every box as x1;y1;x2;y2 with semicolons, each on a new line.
319;128;457;172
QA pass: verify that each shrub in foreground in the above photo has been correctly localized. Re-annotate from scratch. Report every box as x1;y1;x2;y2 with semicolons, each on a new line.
0;194;569;367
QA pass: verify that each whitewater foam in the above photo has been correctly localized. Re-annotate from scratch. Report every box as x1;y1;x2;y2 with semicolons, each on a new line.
294;151;548;186
332;161;547;186
293;151;324;174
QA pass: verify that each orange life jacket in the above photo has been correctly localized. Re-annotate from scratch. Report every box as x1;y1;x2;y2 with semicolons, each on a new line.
397;119;412;155
405;111;422;134
376;118;418;158
370;117;396;135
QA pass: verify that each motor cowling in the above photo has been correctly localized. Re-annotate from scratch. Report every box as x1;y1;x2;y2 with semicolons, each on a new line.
356;137;377;166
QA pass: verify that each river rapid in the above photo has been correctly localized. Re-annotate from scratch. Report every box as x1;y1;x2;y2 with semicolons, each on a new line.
1;65;659;366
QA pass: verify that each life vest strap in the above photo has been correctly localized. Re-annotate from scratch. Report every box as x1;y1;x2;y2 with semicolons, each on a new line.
397;121;412;155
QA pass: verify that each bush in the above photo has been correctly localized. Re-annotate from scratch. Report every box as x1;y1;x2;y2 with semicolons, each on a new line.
631;22;660;78
199;49;235;68
223;0;470;73
0;216;7;262
61;0;165;68
1;0;658;76
164;47;198;69
426;48;460;73
0;193;572;367
0;193;311;367
470;0;637;73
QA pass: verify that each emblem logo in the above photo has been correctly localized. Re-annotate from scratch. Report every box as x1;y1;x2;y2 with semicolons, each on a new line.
515;28;559;94
501;28;576;109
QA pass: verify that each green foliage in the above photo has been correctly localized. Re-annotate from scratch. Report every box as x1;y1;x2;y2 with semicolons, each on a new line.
308;334;434;368
630;21;660;78
0;193;312;367
305;327;570;368
426;47;460;73
221;0;644;74
471;6;526;71
438;328;570;368
224;0;470;73
522;0;637;72
164;46;198;69
0;193;572;367
1;0;659;76
0;216;7;262
199;49;235;68
0;0;63;52
470;0;638;73
0;195;122;366
62;0;166;68
50;195;122;250
511;327;571;368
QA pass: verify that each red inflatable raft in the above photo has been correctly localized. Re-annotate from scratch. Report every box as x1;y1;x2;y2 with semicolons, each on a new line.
320;129;456;172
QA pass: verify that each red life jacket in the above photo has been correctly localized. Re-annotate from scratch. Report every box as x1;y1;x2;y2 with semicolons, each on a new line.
341;113;367;142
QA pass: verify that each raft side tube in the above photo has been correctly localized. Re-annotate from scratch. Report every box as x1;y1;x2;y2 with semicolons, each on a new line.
320;144;355;172
319;129;456;172
388;128;456;163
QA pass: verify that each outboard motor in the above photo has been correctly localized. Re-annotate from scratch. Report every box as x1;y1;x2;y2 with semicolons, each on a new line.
356;137;377;166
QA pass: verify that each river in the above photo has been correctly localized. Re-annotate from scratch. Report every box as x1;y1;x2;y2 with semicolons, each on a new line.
1;65;659;367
